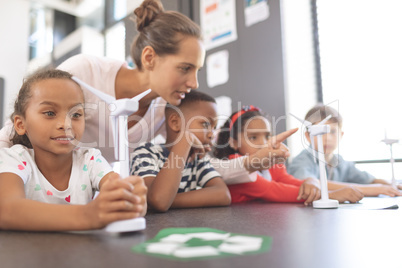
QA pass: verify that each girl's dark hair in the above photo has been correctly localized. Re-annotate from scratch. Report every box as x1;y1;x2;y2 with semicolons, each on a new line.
213;109;265;159
131;0;202;70
10;69;75;148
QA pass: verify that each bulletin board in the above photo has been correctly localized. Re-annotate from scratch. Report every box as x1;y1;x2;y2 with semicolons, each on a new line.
191;0;287;135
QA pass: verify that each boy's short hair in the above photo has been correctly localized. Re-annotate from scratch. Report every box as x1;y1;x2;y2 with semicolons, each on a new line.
165;90;216;114
305;103;343;128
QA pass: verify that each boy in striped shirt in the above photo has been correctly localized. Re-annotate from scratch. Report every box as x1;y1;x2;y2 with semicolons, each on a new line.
130;91;231;212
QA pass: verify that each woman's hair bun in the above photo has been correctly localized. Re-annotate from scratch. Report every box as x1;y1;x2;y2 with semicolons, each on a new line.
134;0;164;32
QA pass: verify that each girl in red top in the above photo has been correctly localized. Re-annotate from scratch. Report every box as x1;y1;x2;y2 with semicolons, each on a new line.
213;106;321;205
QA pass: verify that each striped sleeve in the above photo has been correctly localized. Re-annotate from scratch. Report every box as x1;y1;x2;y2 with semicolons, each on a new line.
196;158;221;187
130;143;164;178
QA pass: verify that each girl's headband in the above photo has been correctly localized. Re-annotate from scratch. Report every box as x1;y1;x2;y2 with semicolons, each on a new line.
229;105;261;130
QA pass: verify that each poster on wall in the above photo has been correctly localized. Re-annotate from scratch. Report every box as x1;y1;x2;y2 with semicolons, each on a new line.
244;0;269;27
206;50;229;88
200;0;238;51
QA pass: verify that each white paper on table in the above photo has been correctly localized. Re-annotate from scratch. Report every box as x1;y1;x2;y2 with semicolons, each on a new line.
173;246;220;258
186;232;231;241
218;235;263;254
225;235;263;244
146;242;181;255
219;242;262;254
160;234;192;243
338;197;399;210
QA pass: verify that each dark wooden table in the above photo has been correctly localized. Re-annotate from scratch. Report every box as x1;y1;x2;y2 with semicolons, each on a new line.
1;197;401;268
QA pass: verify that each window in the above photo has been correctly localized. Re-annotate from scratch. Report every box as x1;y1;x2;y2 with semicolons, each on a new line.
105;21;126;61
316;0;402;180
29;4;54;60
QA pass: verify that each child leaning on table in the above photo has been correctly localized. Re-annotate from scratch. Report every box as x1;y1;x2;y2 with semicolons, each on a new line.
287;103;402;197
213;106;324;206
0;69;147;231
130;90;231;212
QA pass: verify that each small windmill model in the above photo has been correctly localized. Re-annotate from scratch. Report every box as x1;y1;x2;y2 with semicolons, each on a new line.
290;113;339;208
381;130;399;188
73;77;151;232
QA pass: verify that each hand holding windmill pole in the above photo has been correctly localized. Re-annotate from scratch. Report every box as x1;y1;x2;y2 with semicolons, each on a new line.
73;76;150;232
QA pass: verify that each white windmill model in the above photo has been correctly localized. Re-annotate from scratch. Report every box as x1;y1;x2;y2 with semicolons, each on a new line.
381;130;399;188
290;113;339;208
72;77;151;232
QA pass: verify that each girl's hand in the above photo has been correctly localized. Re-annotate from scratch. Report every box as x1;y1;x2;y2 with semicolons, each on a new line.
245;128;298;171
122;175;148;217
297;177;321;206
86;173;144;229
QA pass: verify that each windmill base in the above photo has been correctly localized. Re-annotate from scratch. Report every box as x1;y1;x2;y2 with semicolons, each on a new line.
105;217;146;233
313;199;339;209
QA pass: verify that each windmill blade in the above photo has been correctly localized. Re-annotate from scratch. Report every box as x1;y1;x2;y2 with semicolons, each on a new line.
130;89;152;102
72;76;115;104
289;113;312;127
317;115;332;125
110;116;119;160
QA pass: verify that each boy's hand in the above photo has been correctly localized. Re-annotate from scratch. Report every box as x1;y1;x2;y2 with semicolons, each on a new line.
328;187;363;203
86;173;144;229
360;184;402;197
297;177;321;206
185;131;209;161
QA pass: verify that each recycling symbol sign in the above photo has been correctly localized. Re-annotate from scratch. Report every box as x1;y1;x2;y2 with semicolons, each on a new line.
132;227;272;261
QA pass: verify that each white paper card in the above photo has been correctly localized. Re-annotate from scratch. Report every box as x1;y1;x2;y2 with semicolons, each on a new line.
215;95;232;129
245;0;270;27
173;246;220;258
226;235;263;244
160;234;191;243
146;242;181;255
219;242;261;254
187;232;231;240
200;0;238;50
207;50;229;88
